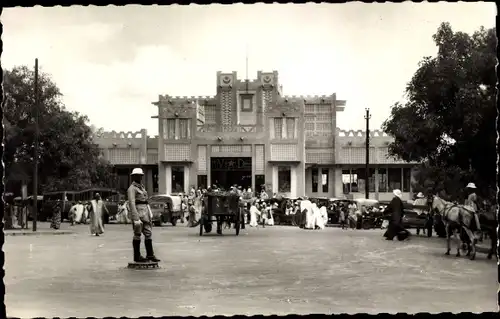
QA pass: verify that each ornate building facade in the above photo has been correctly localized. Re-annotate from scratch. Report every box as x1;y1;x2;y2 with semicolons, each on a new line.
94;71;417;201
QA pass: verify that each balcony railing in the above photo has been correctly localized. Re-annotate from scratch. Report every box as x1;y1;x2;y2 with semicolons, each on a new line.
197;124;261;133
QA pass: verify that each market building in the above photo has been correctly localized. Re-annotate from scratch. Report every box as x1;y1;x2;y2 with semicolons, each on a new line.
94;71;417;201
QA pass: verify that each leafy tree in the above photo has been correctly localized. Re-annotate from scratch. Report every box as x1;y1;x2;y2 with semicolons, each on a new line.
3;65;117;194
382;22;496;200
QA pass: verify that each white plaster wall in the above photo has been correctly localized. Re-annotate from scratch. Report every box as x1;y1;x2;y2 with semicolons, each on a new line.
183;166;190;193
290;166;297;198
165;165;172;195
159;164;166;194
272;166;278;194
334;168;343;198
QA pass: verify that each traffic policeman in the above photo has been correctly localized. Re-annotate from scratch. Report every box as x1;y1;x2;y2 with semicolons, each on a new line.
128;168;160;263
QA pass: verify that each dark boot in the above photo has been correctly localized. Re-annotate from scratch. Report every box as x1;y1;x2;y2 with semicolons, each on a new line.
145;239;160;262
133;240;148;262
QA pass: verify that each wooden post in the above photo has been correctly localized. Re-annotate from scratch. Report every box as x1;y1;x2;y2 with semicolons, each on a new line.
33;58;39;232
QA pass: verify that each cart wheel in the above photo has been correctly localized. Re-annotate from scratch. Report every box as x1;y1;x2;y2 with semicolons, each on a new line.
153;221;161;227
171;218;177;226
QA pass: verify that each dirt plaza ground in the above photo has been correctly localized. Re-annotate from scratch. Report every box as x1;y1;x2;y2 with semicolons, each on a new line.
4;222;498;317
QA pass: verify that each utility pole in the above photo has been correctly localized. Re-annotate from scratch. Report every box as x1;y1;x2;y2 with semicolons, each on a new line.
32;58;39;232
245;43;249;93
364;108;371;199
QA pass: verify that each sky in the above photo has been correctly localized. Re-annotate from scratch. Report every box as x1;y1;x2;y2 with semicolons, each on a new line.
2;3;495;137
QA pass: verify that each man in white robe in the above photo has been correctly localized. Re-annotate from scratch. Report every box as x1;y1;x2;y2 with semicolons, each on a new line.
319;205;328;229
311;202;322;229
69;203;88;225
249;203;261;227
300;198;314;229
116;202;131;224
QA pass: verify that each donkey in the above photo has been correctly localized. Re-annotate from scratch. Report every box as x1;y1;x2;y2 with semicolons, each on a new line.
428;195;482;260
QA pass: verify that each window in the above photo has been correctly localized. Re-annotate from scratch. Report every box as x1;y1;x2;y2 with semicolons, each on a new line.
368;168;376;193
255;175;265;194
205;105;216;124
342;170;351;193
179;119;190;139
354;168;367;193
278;166;291;193
286;118;295;139
197;175;207;190
311;168;318;193
322;169;329;193
388;168;402;191
171;166;184;193
378;168;387;192
342;169;359;193
152;166;159;194
403;168;412;192
240;94;253;112
166;119;176;139
274;118;283;139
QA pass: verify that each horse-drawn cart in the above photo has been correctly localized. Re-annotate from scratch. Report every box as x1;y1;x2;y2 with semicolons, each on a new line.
199;192;242;236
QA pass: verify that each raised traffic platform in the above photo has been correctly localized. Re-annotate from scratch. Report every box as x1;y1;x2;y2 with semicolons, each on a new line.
127;261;159;269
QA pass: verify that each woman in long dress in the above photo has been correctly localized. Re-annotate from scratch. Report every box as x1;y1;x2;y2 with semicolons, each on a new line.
50;200;62;230
88;193;107;236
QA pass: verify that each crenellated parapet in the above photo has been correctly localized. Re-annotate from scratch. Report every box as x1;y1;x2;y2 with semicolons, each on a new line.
158;95;216;102
157;95;215;104
335;128;394;148
155;96;198;119
100;130;146;139
284;95;334;104
336;128;390;138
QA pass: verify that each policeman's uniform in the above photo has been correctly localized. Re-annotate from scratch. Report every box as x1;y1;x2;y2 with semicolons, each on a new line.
128;168;160;263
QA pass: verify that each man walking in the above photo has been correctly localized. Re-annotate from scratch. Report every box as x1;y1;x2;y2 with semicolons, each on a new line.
383;189;411;241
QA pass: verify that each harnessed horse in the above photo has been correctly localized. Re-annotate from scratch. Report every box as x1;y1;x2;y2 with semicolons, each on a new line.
428;195;482;260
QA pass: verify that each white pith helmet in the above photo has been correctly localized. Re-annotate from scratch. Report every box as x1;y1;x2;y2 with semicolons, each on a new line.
131;168;144;175
393;189;402;198
466;182;477;189
416;192;425;198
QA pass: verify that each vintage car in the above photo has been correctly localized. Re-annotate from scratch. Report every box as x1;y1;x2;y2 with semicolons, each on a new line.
268;197;297;225
149;194;183;226
352;198;382;229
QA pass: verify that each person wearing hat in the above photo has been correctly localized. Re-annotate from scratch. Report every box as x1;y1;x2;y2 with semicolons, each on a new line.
383;189;410;241
464;183;478;212
413;192;428;236
128;168;160;263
